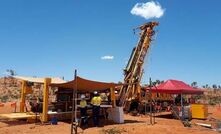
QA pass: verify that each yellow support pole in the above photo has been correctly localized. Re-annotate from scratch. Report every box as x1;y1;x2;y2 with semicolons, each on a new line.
110;87;116;108
20;80;26;112
41;78;51;122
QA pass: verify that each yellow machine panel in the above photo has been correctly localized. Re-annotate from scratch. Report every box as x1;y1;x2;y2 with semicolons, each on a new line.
191;104;208;119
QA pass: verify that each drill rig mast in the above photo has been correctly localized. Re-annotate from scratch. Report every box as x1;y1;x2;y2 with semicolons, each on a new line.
118;22;159;108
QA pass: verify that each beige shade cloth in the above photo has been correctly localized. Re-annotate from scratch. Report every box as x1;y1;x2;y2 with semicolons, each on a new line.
50;76;120;92
13;76;66;84
0;112;38;119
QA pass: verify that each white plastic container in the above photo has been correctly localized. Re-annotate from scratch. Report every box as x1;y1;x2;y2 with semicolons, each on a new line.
108;107;124;123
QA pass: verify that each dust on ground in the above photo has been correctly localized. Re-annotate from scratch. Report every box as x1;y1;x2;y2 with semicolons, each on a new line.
0;104;220;134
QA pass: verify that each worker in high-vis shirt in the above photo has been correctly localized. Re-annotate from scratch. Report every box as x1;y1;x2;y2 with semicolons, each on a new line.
80;94;88;127
91;91;101;127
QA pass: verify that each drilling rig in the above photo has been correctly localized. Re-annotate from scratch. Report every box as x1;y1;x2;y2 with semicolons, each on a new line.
118;22;159;108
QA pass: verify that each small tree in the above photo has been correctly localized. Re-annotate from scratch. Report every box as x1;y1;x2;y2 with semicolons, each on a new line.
5;69;17;86
6;69;16;76
212;84;217;89
155;79;161;85
152;79;164;86
191;81;198;88
205;84;209;88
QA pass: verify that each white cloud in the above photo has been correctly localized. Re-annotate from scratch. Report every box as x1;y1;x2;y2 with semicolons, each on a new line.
101;55;114;60
131;1;165;20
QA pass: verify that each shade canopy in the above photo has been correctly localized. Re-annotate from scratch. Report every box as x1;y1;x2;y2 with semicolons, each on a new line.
50;76;119;92
146;79;203;94
13;76;66;84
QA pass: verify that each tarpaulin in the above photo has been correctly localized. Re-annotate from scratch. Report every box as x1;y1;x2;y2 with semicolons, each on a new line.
50;76;120;92
146;80;203;94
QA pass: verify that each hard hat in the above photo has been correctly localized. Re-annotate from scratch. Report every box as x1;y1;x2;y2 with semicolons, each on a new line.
93;91;98;95
80;94;85;99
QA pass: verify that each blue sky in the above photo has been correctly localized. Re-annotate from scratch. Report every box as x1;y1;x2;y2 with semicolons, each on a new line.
0;0;220;86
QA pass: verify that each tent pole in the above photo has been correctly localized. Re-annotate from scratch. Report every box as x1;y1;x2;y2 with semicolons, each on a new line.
71;69;78;134
181;93;183;120
149;78;153;125
145;87;147;116
110;87;116;108
20;80;26;112
42;78;51;122
75;70;78;123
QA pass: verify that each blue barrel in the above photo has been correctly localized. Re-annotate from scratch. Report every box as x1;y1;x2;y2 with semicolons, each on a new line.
51;117;58;125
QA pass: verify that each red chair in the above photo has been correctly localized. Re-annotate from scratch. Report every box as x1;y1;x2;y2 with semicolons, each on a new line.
11;102;16;107
11;102;17;112
166;106;171;112
0;103;4;107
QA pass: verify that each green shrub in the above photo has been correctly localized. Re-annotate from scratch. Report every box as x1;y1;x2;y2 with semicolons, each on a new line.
0;95;9;103
100;127;126;134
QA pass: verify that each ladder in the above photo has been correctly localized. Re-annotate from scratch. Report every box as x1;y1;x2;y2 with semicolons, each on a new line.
118;22;159;108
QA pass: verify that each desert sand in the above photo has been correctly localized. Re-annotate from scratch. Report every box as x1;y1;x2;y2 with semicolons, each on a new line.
0;103;220;134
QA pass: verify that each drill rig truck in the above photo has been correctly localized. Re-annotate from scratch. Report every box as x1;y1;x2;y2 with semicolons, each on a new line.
118;22;159;109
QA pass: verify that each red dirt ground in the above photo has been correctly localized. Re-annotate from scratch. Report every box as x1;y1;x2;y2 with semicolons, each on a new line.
0;103;220;134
